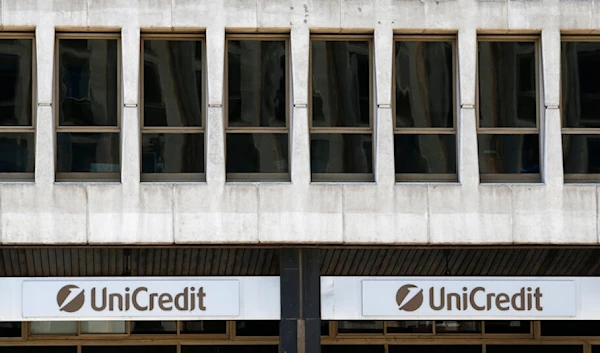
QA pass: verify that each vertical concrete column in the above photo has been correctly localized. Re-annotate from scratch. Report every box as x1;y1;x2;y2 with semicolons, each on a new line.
35;25;56;185
541;28;563;187
120;26;141;187
205;25;226;185
280;248;321;353
457;27;480;186
374;26;395;186
290;27;310;185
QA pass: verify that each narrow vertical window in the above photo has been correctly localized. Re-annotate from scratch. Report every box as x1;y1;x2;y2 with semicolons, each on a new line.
561;37;600;182
226;35;289;181
310;35;373;182
393;36;457;181
0;35;34;180
56;34;120;181
477;36;540;182
141;35;205;181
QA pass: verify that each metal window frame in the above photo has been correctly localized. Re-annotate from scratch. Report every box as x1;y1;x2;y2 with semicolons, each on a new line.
475;35;542;183
560;35;600;183
309;34;375;182
392;34;458;182
139;33;207;183
54;33;122;182
224;33;291;182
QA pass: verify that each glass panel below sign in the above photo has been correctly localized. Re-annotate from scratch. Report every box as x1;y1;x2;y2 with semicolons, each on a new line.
484;321;531;334
435;321;482;334
337;320;384;334
235;320;279;336
130;321;177;334
486;345;583;353
180;321;227;334
30;321;77;335
80;321;126;334
83;346;177;353
322;345;385;353
182;346;279;353
0;321;21;337
389;345;482;353
0;348;76;353
387;321;433;334
541;321;600;336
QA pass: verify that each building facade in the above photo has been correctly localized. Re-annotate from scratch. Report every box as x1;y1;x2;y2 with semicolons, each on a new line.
1;0;600;353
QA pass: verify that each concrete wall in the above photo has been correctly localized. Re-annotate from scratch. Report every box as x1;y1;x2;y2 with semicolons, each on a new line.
0;0;599;245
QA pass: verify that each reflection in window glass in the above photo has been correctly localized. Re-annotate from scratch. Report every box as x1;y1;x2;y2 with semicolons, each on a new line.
30;321;78;335
0;133;34;172
487;345;582;353
310;134;373;176
84;347;177;353
180;321;227;334
143;40;203;127
485;321;531;334
226;133;288;174
142;133;204;174
563;135;600;175
0;39;33;126
322;346;385;353
58;39;118;127
478;41;537;128
131;321;177;334
394;134;456;175
561;42;600;128
436;321;482;334
80;321;126;334
389;345;481;353
395;41;453;128
311;40;371;128
0;322;21;337
541;320;600;336
228;40;286;128
478;134;539;175
235;320;279;336
387;321;433;334
338;320;383;334
182;346;278;353
56;132;120;173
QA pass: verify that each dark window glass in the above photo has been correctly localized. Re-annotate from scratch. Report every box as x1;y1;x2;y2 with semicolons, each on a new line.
394;134;456;175
182;346;278;353
395;41;453;128
478;41;537;128
338;320;383;334
0;39;33;126
235;320;279;336
436;321;482;334
541;320;600;336
142;133;204;174
84;347;177;353
487;345;582;353
59;39;118;126
228;40;286;128
389;345;481;353
0;133;34;172
321;320;330;336
311;134;373;175
56;132;120;173
1;348;76;353
387;321;433;334
485;321;531;334
563;135;600;174
478;134;539;174
180;321;227;334
594;346;600;353
226;133;288;174
311;40;371;128
0;322;21;337
562;42;600;128
130;321;177;334
143;40;203;127
322;346;385;353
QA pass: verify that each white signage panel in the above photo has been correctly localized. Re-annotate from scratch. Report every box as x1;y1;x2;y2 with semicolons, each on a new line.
362;279;576;317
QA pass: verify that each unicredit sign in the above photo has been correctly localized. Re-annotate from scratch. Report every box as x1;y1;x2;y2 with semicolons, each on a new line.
361;279;577;318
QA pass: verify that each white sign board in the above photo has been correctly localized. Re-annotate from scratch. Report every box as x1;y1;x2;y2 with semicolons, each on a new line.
321;277;600;320
0;277;280;321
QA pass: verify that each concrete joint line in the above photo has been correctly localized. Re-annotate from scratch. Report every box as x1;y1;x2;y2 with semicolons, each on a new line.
378;104;392;109
209;103;223;108
124;103;137;108
545;104;560;109
38;102;52;106
461;104;475;109
294;103;308;108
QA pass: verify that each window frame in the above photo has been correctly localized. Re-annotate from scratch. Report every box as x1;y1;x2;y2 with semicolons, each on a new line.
224;33;291;182
139;33;206;182
392;34;458;182
0;32;36;181
54;32;122;182
308;34;375;182
560;35;600;183
476;34;542;183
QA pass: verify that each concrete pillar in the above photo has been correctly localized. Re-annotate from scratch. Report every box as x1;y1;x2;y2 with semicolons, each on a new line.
291;27;310;185
206;25;226;185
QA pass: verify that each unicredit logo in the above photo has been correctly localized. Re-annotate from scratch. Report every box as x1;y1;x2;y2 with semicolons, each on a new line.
396;284;424;311
57;285;85;313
